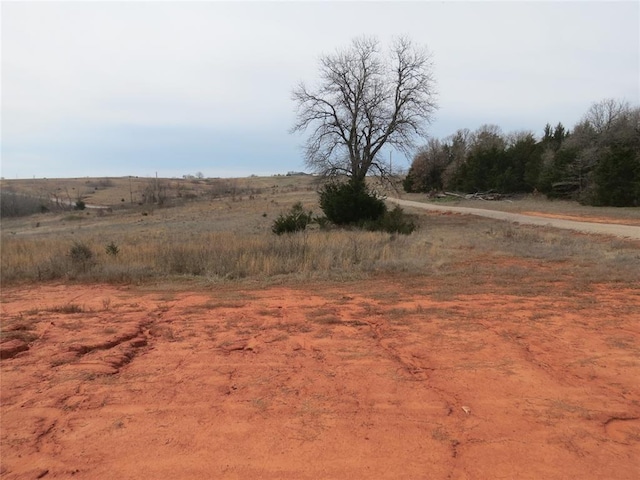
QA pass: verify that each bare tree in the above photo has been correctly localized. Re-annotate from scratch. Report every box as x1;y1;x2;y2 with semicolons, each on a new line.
583;98;631;135
291;36;437;183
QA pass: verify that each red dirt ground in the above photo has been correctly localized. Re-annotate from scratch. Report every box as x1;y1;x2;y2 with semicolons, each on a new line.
1;272;639;479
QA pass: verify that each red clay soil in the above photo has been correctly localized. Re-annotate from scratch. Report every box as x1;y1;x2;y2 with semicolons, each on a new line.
1;273;639;479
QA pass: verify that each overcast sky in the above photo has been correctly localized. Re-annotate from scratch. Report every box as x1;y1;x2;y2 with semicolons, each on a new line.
2;1;638;179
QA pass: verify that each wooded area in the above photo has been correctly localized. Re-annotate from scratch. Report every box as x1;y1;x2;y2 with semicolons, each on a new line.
404;99;640;206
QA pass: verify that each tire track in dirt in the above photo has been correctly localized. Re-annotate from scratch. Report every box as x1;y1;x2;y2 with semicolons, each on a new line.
354;301;473;476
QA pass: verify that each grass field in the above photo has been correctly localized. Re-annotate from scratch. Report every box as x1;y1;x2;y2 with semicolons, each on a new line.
1;175;639;286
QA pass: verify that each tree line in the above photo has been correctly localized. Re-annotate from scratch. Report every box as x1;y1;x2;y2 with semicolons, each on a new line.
403;99;640;206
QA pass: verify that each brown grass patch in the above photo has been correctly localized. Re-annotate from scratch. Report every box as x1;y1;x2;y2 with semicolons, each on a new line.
1;176;638;287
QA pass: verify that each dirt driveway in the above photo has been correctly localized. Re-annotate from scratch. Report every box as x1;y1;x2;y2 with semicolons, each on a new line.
387;197;640;240
2;271;639;479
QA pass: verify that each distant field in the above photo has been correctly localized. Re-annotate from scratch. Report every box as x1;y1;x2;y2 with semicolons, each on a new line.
0;174;320;208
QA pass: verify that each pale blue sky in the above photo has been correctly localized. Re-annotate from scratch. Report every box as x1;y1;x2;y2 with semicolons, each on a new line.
2;1;638;179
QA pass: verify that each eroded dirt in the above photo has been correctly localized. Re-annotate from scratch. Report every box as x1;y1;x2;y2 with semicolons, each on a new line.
1;273;639;479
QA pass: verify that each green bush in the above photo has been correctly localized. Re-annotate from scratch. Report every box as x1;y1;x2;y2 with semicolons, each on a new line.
69;241;94;272
272;202;313;235
363;205;417;235
319;180;386;225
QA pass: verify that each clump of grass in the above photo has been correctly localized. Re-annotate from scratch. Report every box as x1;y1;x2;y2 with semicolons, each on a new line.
1;317;41;343
105;242;120;257
62;214;85;221
49;303;86;314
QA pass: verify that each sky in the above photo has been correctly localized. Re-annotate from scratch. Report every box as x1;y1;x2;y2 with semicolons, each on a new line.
1;1;639;179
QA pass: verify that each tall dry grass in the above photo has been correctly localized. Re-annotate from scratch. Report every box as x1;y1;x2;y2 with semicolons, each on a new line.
3;215;638;286
1;175;638;286
0;229;432;284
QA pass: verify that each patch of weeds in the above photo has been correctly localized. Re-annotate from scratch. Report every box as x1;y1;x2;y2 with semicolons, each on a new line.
190;300;246;310
180;304;211;315
62;214;85;222
269;333;289;342
102;298;112;311
60;321;84;330
605;336;634;350
386;307;412;319
306;307;337;319
1;329;39;343
164;328;181;342
224;317;241;329
105;242;120;257
297;323;313;333
156;293;176;302
50;357;73;367
49;303;86;314
313;327;333;338
156;303;171;313
257;307;283;317
310;314;342;325
203;324;219;339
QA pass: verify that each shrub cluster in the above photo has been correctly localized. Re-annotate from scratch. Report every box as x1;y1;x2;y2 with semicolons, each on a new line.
69;241;94;273
318;179;415;235
319;180;386;225
271;202;313;235
363;206;416;235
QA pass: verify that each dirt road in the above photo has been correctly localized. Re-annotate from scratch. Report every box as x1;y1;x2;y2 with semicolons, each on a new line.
387;197;640;240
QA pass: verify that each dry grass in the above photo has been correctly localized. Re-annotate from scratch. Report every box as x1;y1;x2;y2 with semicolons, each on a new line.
1;175;639;287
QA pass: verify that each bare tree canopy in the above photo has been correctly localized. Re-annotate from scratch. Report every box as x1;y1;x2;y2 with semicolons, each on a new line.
583;98;632;135
291;36;437;182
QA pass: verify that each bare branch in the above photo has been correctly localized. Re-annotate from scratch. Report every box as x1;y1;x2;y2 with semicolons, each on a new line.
291;36;437;182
